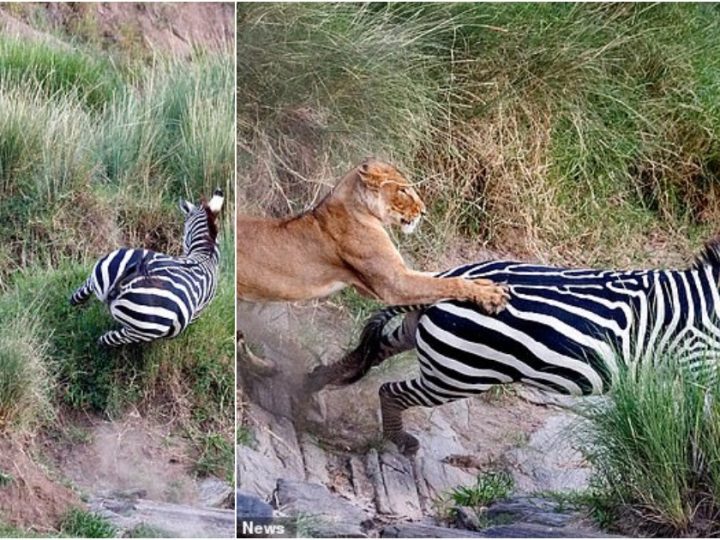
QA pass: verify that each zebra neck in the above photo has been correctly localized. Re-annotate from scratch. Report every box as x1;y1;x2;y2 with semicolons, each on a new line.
185;246;219;265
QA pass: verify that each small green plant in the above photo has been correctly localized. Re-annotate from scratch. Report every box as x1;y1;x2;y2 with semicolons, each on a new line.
236;426;255;447
449;470;514;508
193;432;234;482
0;470;14;488
60;509;117;538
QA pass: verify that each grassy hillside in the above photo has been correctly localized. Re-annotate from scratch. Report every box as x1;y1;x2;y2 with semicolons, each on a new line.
238;3;720;267
0;26;234;494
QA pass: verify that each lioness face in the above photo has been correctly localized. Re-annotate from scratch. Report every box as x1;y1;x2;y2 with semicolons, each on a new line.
357;160;426;234
384;182;425;234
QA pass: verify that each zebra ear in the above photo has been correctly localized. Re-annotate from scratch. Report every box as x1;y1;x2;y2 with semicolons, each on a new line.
179;198;196;216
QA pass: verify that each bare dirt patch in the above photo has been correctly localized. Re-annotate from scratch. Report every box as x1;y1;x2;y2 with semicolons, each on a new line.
0;437;79;532
45;414;204;506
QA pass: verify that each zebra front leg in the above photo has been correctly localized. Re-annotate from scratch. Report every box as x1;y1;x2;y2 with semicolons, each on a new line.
70;278;94;306
98;327;148;347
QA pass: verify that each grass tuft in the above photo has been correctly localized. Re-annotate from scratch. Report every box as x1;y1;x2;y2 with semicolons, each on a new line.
0;35;123;109
0;310;54;432
448;470;514;508
60;509;117;538
577;359;720;536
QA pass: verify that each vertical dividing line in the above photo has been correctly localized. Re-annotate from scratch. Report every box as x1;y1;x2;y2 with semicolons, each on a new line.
232;1;239;535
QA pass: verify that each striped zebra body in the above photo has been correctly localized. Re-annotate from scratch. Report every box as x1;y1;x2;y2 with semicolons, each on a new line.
345;249;720;454
70;190;224;347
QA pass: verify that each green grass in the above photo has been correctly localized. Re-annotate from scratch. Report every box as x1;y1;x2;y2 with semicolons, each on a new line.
0;31;234;473
0;309;54;433
236;426;255;448
0;35;123;109
192;431;234;482
576;360;720;536
0;521;39;538
448;471;514;509
60;509;116;538
532;489;615;530
0;38;234;286
237;3;444;216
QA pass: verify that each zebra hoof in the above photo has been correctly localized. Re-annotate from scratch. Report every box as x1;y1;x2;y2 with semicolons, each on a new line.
390;432;419;456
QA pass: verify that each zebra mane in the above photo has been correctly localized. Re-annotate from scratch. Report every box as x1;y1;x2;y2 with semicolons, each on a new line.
200;197;219;244
691;235;720;270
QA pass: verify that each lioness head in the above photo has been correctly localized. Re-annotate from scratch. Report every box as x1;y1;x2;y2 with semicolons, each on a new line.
356;159;426;234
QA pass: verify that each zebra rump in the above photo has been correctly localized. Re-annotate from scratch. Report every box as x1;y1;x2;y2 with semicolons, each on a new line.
70;189;224;347
344;237;720;454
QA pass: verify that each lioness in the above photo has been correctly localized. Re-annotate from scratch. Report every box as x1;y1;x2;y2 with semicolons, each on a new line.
237;159;509;310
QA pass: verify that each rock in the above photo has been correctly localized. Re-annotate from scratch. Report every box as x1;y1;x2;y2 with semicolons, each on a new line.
464;496;610;538
378;452;422;518
381;523;485;537
506;413;592;493
237;405;305;497
199;477;233;508
365;449;391;515
455;506;482;531
484;497;572;528
236;491;273;520
349;456;374;502
417;455;476;500
299;435;330;485
477;523;605;538
517;388;607;411
273;479;372;537
89;496;234;538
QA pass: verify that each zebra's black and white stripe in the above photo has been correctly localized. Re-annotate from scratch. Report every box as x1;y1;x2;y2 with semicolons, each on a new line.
334;240;720;454
70;189;224;347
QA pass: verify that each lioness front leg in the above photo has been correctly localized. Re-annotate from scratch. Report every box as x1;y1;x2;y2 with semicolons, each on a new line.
367;270;508;313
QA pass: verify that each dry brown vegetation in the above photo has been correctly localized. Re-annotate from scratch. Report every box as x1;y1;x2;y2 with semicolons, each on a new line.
238;3;720;271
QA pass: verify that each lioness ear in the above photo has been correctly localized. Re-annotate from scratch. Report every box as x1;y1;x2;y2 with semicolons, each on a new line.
357;160;383;191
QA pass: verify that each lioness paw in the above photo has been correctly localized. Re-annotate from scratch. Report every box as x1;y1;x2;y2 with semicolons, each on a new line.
471;282;508;314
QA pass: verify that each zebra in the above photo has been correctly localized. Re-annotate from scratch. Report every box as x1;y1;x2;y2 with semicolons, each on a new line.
70;189;224;347
310;238;720;454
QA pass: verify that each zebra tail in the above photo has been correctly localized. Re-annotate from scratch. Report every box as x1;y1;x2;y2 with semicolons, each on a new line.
305;304;425;392
341;304;425;385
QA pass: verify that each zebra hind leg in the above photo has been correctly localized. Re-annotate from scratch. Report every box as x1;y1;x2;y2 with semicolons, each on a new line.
70;278;93;306
378;378;430;455
98;327;147;347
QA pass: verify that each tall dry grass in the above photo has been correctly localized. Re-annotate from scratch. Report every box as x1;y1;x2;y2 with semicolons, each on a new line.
237;3;720;267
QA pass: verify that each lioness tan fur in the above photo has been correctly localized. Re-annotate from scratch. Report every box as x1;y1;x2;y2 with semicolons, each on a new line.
237;159;508;310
